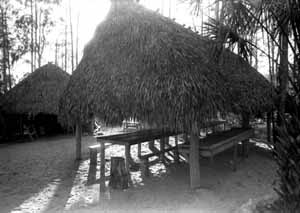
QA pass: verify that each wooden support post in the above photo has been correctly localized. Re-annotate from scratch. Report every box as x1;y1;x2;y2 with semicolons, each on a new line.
109;157;129;189
165;136;170;146
160;137;165;162
141;158;149;177
125;144;131;172
241;113;250;158
189;134;200;189
100;141;106;193
89;147;97;165
75;121;82;160
174;136;179;163
138;143;141;158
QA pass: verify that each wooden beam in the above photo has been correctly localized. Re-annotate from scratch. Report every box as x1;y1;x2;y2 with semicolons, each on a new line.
75;120;82;160
100;140;106;193
189;134;200;189
174;136;179;163
125;144;131;172
160;137;165;163
137;143;141;158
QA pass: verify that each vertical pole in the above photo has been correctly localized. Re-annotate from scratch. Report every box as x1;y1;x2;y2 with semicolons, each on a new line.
174;135;179;163
241;113;250;157
189;134;200;189
267;112;271;143
100;140;106;193
137;143;141;158
75;120;82;160
125;144;130;172
160;137;165;162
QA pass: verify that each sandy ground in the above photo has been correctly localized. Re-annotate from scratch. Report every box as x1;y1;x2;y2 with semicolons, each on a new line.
0;129;277;213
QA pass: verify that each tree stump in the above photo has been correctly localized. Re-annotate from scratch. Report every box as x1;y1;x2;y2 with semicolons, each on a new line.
109;157;129;190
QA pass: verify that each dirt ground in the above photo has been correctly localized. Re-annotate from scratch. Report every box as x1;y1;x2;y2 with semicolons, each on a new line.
0;129;277;213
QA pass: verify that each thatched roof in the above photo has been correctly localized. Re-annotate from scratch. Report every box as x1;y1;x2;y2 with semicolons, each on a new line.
2;63;70;115
60;0;272;133
215;48;273;115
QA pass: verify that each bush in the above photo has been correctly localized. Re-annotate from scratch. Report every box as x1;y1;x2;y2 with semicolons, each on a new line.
273;114;300;212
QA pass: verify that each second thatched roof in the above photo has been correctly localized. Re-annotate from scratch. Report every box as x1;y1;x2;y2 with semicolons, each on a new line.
60;0;273;133
2;63;70;116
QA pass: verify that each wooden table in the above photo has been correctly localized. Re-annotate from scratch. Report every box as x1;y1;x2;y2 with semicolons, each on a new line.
96;128;179;192
179;128;254;188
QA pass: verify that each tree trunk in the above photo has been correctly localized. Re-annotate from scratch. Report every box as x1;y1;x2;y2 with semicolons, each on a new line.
0;8;8;92
277;25;289;125
64;23;67;72
242;112;250;128
75;12;80;66
30;0;34;73
69;0;74;72
75;120;82;160
34;0;38;69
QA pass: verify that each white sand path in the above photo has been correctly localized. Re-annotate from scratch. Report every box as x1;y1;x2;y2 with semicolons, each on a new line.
0;134;277;213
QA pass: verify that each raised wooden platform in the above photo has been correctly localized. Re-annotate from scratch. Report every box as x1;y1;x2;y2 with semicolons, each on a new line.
179;128;254;170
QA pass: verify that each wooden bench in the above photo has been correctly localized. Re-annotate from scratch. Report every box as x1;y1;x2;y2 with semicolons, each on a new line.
89;144;101;165
178;128;254;171
123;121;141;132
140;146;179;177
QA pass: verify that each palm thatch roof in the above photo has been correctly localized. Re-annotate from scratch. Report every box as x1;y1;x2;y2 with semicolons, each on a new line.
2;63;70;116
214;48;273;114
60;0;272;133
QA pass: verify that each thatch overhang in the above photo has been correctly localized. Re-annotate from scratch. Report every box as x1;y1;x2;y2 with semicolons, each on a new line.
60;0;273;133
2;63;70;116
60;0;227;133
218;49;274;115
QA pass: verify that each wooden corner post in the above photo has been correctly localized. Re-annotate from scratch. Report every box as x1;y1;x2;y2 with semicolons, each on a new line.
189;134;201;189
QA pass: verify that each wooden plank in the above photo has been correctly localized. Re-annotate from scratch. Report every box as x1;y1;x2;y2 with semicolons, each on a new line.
140;146;177;159
199;129;254;150
96;129;180;145
189;134;200;189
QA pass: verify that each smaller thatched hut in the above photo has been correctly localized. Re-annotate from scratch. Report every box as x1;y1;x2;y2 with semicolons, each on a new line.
1;63;70;139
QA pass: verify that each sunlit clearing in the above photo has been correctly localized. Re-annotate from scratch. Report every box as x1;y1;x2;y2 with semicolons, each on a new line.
131;171;144;186
150;162;167;178
64;160;99;211
10;179;61;213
